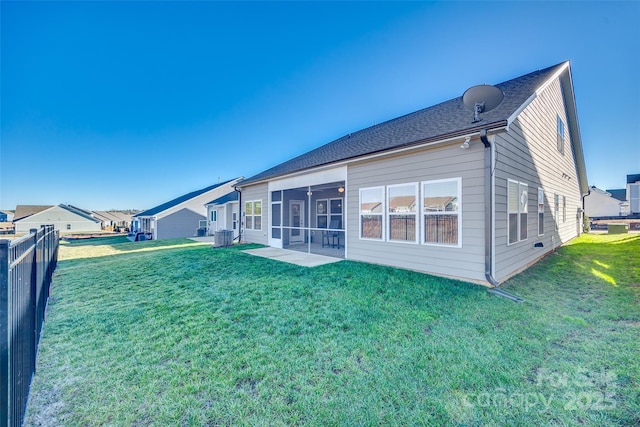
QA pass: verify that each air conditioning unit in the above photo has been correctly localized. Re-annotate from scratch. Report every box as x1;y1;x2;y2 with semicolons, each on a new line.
214;229;233;247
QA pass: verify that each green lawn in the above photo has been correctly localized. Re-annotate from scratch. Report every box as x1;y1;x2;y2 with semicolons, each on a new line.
25;234;639;426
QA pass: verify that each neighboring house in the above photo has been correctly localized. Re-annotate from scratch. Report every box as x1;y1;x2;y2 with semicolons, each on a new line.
133;178;242;240
13;204;101;234
92;210;137;230
0;210;14;222
606;189;629;216
205;191;240;239
584;187;625;217
627;174;640;215
236;61;588;286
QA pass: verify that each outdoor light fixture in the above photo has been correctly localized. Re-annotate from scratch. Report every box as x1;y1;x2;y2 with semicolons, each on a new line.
338;186;345;193
460;136;470;149
307;191;313;196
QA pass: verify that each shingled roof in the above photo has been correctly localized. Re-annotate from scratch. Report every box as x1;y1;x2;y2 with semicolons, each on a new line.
13;205;53;221
205;191;239;206
607;189;627;202
135;179;236;217
239;62;569;186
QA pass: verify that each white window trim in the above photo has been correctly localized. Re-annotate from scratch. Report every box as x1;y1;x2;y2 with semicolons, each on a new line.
316;199;328;229
421;177;462;248
386;182;419;244
329;198;343;224
508;179;528;245
557;115;565;155
538;187;544;236
359;186;385;241
554;193;560;231
244;200;262;231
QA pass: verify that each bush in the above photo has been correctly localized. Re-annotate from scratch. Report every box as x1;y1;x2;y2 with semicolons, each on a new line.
583;213;590;233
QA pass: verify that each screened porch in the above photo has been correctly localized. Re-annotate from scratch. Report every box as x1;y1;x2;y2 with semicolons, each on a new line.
269;181;345;258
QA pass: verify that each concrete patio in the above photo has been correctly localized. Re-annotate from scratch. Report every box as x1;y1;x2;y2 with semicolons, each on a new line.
242;247;343;267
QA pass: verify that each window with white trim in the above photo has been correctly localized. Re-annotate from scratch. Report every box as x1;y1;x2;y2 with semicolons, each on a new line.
359;187;384;240
245;200;262;230
557;115;565;155
387;183;418;243
508;179;528;244
554;193;560;229
271;191;281;238
538;188;544;236
211;210;217;222
422;178;461;246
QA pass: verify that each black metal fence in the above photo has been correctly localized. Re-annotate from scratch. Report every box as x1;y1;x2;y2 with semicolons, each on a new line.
1;225;59;427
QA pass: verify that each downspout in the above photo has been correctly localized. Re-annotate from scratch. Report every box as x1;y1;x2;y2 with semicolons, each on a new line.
480;129;524;302
581;188;591;234
235;187;242;243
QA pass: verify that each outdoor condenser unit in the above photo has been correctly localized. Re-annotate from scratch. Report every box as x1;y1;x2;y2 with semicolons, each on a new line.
214;229;233;247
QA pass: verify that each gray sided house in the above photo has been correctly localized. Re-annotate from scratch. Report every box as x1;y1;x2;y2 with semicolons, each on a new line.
13;204;101;234
237;61;588;286
627;174;640;215
133;178;242;240
205;191;240;239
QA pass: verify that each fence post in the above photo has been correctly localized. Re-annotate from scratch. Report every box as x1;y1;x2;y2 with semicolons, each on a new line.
1;239;10;427
30;229;38;377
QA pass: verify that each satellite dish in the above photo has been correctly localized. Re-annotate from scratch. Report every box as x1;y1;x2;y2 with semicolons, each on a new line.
462;84;504;123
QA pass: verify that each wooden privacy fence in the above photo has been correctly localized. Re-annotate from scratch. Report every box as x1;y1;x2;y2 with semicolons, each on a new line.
0;225;59;427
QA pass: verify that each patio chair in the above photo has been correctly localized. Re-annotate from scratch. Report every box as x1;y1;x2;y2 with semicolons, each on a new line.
322;218;342;249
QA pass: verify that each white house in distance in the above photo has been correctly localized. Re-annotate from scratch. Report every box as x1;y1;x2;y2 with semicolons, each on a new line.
205;191;240;239
133;178;242;240
236;61;588;287
13;205;101;234
627;174;640;215
584;187;626;217
584;173;640;219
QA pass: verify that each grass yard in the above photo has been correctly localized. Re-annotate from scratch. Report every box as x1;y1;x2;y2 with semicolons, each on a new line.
25;234;639;426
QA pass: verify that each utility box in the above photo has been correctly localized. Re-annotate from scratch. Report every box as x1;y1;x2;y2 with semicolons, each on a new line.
214;230;233;247
608;224;628;235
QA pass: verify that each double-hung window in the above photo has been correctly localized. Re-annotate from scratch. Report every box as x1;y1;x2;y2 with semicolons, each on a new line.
557;115;565;155
359;187;384;240
538;188;544;236
245;200;262;230
508;179;528;244
554;193;560;230
387;183;418;243
422;178;461;246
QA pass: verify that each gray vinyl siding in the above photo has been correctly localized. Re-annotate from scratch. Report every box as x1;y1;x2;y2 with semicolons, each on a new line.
494;77;582;281
15;206;101;233
156;208;205;239
241;183;269;245
347;142;486;282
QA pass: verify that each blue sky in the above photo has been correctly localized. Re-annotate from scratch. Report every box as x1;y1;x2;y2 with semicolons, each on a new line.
1;1;638;211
